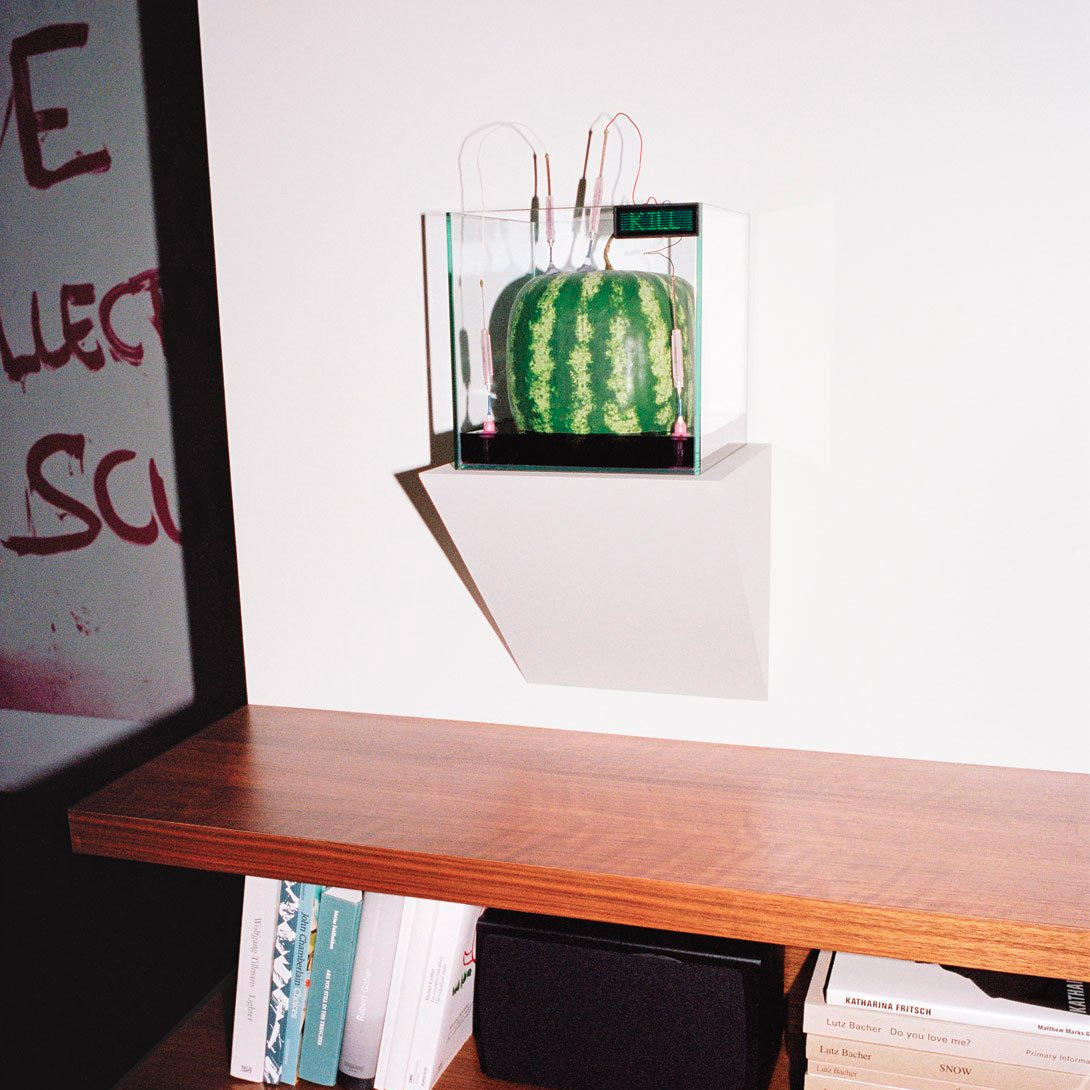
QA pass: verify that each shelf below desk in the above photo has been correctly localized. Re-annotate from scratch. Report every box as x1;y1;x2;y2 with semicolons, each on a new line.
113;978;530;1090
114;963;806;1090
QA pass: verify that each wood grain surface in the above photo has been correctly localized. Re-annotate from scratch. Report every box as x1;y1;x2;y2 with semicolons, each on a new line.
69;705;1090;978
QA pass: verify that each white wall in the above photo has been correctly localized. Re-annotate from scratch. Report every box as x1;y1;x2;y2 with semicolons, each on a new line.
197;0;1090;773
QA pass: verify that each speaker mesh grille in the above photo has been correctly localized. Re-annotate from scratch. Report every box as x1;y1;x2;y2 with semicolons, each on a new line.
475;930;752;1090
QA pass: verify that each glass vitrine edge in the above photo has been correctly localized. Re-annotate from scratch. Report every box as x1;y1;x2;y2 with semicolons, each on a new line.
694;207;704;475
445;212;463;469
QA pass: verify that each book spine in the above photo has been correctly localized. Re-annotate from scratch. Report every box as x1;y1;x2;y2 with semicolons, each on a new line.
377;899;438;1090
299;889;364;1086
374;899;417;1090
803;1001;1090;1075
806;1036;1090;1090
826;982;1090;1042
805;1076;977;1090
404;903;464;1090
230;876;280;1082
264;882;302;1083
279;883;321;1086
809;1060;1090;1090
339;892;405;1085
428;906;481;1087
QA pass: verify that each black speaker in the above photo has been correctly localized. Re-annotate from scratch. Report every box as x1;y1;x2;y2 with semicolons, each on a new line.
473;909;784;1090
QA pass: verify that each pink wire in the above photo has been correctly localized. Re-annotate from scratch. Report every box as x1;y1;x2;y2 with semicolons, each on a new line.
603;112;644;204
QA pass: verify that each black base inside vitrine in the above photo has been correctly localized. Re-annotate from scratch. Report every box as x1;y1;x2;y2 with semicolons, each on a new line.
459;428;695;472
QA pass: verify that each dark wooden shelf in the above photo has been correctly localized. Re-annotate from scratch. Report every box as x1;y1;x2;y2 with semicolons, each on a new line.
80;705;1084;1087
112;978;535;1090
114;969;803;1090
69;705;1089;978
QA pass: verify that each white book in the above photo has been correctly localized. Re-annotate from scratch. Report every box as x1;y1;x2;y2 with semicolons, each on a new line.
376;898;438;1090
808;1060;1090;1090
339;892;406;1085
426;905;484;1089
230;876;280;1081
405;903;483;1090
807;1038;1090;1090
828;952;1090;1041
806;1077;888;1090
374;900;416;1090
806;1076;936;1090
805;952;1090;1076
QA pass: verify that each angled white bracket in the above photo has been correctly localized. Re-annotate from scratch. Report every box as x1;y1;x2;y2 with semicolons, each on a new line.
421;445;771;699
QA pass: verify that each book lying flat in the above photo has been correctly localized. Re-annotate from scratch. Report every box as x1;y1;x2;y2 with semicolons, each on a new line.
827;952;1090;1041
809;1059;1090;1090
805;1074;980;1090
807;1035;1090;1090
805;952;1090;1076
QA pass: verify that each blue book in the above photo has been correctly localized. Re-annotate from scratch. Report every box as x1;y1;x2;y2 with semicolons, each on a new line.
279;883;321;1085
299;887;364;1086
264;882;302;1083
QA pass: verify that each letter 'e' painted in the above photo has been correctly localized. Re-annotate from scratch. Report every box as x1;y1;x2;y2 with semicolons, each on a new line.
8;23;112;190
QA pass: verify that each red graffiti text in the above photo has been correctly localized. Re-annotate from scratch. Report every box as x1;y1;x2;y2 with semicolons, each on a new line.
3;22;112;190
1;269;163;386
2;432;181;557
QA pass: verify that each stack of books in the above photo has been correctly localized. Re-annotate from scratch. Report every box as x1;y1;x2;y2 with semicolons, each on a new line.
229;877;482;1088
804;949;1090;1090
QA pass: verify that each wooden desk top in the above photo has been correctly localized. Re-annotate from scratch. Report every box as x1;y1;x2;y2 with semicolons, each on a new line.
70;704;1090;977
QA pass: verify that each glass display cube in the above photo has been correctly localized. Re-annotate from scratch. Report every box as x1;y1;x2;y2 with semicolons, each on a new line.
438;202;748;474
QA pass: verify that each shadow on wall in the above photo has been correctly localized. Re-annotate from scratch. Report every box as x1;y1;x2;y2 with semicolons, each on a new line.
393;217;512;659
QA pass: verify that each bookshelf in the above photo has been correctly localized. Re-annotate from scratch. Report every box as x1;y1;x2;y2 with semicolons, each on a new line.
70;704;1089;1090
113;981;582;1089
112;955;809;1090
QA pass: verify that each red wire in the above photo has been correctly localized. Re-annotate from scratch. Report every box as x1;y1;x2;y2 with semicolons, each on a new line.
603;111;644;204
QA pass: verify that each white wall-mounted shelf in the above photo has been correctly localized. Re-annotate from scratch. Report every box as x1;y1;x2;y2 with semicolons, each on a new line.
421;445;771;698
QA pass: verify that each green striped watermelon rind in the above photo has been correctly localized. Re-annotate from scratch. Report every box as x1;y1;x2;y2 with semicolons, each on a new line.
505;269;695;436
